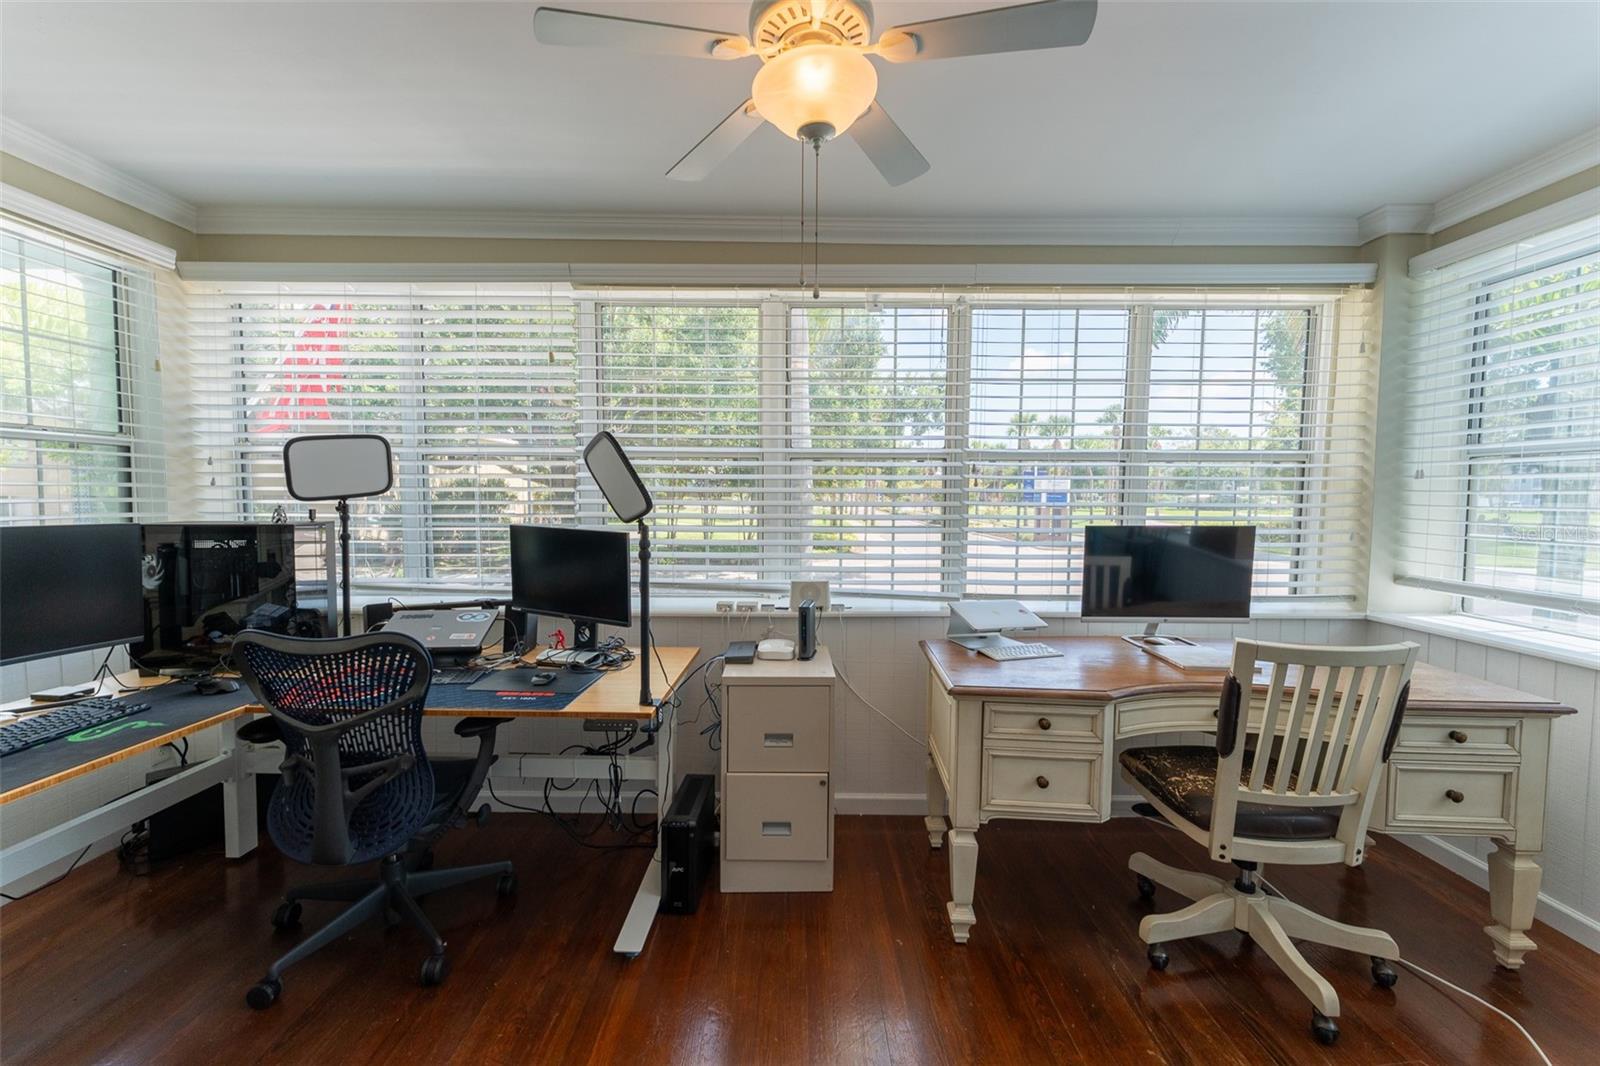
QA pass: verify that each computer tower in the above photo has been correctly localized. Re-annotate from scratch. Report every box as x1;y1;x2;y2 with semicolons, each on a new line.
660;773;717;915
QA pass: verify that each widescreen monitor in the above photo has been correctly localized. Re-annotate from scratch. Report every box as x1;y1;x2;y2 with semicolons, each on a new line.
1081;525;1255;621
0;523;145;666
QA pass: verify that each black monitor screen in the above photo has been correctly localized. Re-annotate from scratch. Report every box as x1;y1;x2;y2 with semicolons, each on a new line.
0;524;145;665
1081;525;1255;620
510;525;631;627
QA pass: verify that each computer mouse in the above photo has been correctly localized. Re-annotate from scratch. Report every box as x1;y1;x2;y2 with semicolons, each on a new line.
196;676;240;695
527;671;557;686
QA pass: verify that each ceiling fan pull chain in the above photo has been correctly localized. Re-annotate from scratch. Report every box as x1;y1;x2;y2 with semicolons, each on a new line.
798;136;806;290
813;138;821;300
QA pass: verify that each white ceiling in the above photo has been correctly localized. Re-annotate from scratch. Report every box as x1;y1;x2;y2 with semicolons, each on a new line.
2;1;1597;224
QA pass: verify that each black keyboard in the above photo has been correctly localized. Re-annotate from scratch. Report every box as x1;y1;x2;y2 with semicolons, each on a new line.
0;696;153;757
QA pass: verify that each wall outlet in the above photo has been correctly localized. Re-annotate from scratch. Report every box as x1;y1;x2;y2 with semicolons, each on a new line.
715;601;736;613
735;601;758;613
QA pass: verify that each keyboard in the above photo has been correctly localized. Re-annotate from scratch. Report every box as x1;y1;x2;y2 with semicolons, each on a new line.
0;697;153;757
434;667;488;685
978;641;1063;662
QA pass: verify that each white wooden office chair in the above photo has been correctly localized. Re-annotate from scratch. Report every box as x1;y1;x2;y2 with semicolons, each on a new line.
1119;638;1419;1045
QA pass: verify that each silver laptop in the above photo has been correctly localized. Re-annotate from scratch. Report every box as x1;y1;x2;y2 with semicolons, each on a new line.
382;609;498;661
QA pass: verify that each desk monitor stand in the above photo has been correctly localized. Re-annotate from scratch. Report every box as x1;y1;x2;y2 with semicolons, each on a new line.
1123;622;1197;649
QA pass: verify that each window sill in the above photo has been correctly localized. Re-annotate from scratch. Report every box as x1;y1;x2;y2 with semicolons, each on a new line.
1367;612;1599;671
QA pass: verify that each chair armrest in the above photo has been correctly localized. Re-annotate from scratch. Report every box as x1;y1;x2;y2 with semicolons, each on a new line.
237;716;283;745
454;716;513;739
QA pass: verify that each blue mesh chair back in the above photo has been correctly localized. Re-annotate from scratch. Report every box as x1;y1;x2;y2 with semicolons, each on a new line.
234;630;437;866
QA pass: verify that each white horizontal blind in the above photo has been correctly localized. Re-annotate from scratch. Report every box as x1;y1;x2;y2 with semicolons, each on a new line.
0;216;165;524
184;283;578;585
965;294;1375;600
1402;214;1600;627
183;283;1375;603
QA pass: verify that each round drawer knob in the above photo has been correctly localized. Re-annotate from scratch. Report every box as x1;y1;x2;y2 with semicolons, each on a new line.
1448;730;1469;744
1445;789;1465;804
1035;775;1050;789
1038;717;1052;730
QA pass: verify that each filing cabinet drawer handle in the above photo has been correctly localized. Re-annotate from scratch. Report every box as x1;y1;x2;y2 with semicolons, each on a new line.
1035;775;1050;790
763;732;795;747
1448;730;1469;744
761;821;793;837
1444;789;1465;804
1037;717;1052;730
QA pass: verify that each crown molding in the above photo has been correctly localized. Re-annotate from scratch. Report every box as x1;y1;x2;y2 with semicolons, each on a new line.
1409;186;1600;275
1356;204;1432;244
191;204;1362;247
1426;128;1600;235
0;119;198;232
0;183;177;269
179;259;1375;287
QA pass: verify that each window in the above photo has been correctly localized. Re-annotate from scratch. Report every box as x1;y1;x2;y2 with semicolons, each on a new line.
0;221;159;522
1403;214;1600;634
186;283;1374;604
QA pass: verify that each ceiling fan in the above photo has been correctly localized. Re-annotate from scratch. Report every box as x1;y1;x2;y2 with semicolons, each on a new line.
532;1;1099;186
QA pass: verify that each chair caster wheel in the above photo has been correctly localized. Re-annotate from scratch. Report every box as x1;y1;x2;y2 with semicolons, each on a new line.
420;954;450;987
1135;874;1156;901
1371;956;1398;988
497;871;517;897
475;803;491;828
270;901;302;931
1311;1011;1339;1045
246;978;282;1010
1147;944;1169;971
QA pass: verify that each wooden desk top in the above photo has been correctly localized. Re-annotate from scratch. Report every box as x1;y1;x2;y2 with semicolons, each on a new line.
921;637;1575;717
0;646;700;805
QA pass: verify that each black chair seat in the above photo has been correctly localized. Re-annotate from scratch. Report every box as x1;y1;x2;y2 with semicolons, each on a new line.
1119;746;1342;841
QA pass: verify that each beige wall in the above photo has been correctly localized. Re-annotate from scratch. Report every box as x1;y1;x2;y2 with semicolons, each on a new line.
0;152;198;259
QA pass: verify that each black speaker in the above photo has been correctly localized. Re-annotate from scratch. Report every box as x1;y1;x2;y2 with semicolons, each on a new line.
797;599;818;661
505;607;537;652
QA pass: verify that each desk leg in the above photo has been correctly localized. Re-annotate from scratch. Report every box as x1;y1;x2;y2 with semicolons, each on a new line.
947;829;978;943
1485;840;1541;969
614;711;670;958
925;756;948;849
221;717;258;860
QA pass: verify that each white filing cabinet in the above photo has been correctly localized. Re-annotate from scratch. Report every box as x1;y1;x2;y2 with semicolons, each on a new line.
720;647;835;892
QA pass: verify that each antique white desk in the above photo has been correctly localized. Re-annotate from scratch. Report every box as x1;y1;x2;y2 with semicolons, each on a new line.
921;637;1574;969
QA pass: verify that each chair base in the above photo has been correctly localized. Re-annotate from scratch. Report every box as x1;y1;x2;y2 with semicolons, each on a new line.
1130;852;1399;1042
246;853;513;1009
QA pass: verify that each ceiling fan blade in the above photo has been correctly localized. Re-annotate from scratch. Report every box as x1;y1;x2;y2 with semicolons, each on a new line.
666;100;765;181
533;6;749;59
878;0;1097;62
848;103;931;187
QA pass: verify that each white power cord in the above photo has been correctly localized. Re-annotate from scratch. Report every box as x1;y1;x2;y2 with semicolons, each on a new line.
1253;873;1552;1066
834;613;925;749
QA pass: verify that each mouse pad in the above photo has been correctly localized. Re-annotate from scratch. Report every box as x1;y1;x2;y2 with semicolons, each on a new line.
465;668;603;697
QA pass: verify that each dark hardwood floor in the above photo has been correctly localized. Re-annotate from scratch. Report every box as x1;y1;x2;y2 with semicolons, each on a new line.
1;814;1593;1065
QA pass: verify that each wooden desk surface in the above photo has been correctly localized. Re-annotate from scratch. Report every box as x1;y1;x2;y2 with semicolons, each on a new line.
0;646;700;805
921;637;1575;716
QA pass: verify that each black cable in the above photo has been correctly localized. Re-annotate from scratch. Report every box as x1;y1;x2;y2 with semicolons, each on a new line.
0;845;91;902
163;737;190;766
486;779;651;851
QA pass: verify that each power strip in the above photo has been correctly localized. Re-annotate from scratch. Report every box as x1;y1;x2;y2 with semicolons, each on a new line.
583;718;635;733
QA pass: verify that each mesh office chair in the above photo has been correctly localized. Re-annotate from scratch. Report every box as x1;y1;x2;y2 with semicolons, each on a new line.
1119;638;1419;1045
232;630;515;1010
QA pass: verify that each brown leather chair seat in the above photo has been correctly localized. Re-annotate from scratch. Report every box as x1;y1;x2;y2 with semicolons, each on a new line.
1119;746;1343;841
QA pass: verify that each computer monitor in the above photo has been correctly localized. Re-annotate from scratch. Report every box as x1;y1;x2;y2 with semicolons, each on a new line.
509;525;631;650
132;523;331;673
0;523;146;666
1081;525;1255;627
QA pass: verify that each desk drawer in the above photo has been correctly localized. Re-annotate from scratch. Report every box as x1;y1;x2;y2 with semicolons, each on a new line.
1385;762;1516;833
1394;718;1519;758
1115;695;1219;738
983;748;1100;819
986;702;1102;744
726;685;830;773
724;772;831;862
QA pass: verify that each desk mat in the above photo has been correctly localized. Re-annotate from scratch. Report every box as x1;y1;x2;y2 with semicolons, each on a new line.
433;666;604;711
0;682;248;798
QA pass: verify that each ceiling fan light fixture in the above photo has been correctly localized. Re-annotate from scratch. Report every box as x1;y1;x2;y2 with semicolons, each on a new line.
750;43;877;141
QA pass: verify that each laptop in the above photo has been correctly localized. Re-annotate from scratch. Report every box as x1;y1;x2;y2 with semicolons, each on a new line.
382;609;499;664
